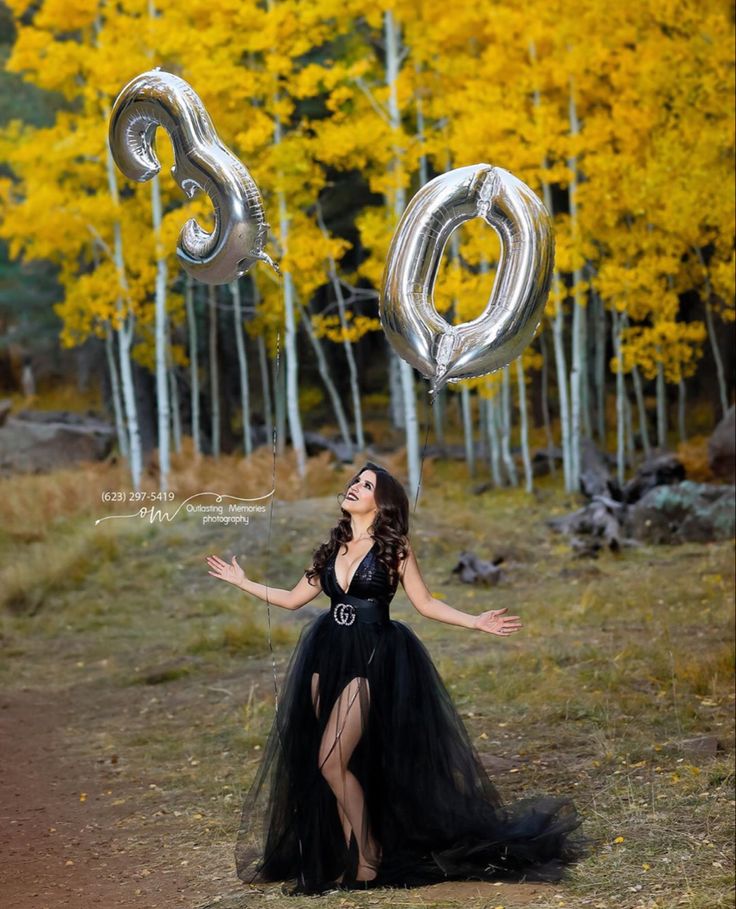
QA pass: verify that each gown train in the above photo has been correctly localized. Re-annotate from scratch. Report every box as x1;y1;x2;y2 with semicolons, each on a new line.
235;540;593;894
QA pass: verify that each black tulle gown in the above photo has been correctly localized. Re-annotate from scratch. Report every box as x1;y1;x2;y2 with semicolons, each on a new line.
235;541;592;895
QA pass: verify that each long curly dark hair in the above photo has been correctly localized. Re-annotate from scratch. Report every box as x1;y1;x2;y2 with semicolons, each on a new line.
305;461;410;590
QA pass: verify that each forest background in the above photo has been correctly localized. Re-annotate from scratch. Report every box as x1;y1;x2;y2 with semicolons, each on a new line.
0;0;734;500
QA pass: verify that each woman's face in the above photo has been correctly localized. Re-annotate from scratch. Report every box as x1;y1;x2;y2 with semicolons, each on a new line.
343;469;378;518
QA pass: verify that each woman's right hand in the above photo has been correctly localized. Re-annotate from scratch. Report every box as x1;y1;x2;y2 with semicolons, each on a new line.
206;554;247;590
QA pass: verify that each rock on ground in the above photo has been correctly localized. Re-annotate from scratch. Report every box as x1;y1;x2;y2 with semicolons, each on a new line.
0;409;113;475
624;480;735;544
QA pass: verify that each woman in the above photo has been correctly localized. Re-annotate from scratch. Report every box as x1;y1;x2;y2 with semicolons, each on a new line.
206;461;592;895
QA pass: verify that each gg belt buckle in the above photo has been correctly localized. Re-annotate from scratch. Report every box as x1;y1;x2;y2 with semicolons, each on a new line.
334;602;356;626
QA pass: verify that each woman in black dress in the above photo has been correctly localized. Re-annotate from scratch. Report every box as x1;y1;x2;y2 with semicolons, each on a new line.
206;461;592;895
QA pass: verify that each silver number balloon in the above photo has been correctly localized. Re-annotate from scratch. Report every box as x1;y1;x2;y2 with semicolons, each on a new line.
380;163;553;399
108;68;278;284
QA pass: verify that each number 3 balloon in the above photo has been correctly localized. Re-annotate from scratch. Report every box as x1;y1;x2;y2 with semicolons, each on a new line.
108;69;278;284
380;163;554;400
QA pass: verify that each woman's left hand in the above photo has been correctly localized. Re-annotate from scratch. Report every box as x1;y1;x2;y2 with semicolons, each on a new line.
473;607;523;636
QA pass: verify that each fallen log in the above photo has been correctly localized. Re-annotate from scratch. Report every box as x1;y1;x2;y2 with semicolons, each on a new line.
579;438;622;500
547;494;632;556
451;551;505;585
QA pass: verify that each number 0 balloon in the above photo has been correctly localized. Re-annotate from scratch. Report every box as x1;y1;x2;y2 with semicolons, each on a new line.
108;69;278;284
380;164;554;400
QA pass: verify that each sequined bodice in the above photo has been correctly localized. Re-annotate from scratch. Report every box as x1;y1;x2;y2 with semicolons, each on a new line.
321;541;398;605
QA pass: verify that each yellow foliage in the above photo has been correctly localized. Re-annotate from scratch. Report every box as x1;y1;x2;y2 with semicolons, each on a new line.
0;0;731;395
615;319;707;383
310;312;382;344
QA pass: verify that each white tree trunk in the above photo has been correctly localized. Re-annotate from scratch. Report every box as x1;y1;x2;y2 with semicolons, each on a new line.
273;347;286;457
104;138;142;490
433;385;445;450
257;338;273;448
569;292;583;484
485;393;503;486
184;274;201;456
316;206;364;450
703;297;729;419
385;9;420;501
168;338;182;455
631;362;651;459
388;346;405;429
656;356;667;450
613;309;626;484
263;9;307;474
500;365;518;486
540;178;572;490
478;389;487;464
336;290;365;452
582;294;592;440
115;308;142;488
277;189;306;475
96;26;141;488
400;360;420;498
252;278;273;447
552;298;572;490
594;289;607;443
516;356;533;492
104;322;129;459
298;298;353;451
264;0;302;474
624;379;636;465
208;285;220;458
229;278;253;456
461;384;475;477
150;174;170;490
695;247;729;418
530;40;570;488
539;328;556;475
568;79;584;491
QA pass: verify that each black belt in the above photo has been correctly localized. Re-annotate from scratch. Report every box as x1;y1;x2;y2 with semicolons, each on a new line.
329;593;389;627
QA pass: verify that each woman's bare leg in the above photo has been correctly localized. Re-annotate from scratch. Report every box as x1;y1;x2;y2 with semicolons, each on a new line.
312;673;353;853
317;677;381;880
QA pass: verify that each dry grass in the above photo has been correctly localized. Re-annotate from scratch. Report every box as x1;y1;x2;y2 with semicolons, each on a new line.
0;520;122;614
0;452;733;909
0;436;408;547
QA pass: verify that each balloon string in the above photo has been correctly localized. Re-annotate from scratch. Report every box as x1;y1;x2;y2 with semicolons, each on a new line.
249;331;312;885
412;387;434;515
257;327;351;890
265;328;281;712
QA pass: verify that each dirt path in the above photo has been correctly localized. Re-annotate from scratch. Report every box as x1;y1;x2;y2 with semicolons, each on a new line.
1;684;564;908
0;685;234;909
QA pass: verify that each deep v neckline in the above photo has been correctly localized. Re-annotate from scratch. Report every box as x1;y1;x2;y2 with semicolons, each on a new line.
332;540;376;595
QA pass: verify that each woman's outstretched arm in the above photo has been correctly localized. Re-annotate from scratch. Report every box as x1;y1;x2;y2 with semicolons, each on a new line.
205;554;323;611
399;544;522;636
